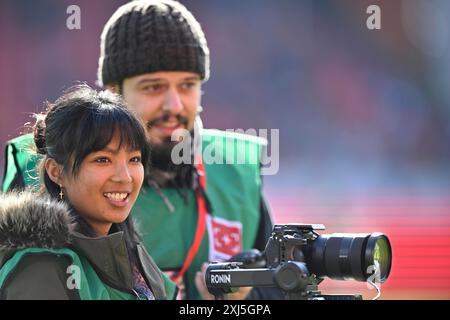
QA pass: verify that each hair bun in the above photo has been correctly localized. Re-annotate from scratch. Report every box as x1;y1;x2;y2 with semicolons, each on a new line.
33;114;47;155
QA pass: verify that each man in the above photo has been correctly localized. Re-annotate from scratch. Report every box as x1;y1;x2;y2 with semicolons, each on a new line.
2;0;274;299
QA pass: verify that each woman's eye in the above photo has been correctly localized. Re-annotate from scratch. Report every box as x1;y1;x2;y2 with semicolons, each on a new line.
130;156;142;163
95;157;110;163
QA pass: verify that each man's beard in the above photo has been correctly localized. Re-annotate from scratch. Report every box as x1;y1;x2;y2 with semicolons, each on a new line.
145;113;191;171
149;136;182;171
146;130;196;188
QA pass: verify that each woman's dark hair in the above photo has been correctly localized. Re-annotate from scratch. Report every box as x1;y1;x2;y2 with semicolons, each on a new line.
33;84;149;267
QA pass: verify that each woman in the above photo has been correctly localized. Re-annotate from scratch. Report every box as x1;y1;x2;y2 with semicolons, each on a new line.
0;85;176;299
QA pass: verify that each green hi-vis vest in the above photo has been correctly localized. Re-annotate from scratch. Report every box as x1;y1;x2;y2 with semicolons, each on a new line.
2;129;266;299
0;248;174;300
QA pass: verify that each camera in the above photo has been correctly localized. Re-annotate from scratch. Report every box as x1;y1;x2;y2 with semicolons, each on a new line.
205;224;392;300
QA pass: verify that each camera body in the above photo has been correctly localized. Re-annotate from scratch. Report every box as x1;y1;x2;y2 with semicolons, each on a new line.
206;224;391;300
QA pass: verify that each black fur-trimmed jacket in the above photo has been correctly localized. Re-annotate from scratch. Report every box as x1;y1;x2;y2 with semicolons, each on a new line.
0;191;175;300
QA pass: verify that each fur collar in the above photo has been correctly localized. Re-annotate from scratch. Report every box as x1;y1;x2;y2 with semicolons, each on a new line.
0;191;75;250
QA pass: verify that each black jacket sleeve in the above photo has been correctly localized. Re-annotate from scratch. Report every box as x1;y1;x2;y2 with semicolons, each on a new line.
253;193;274;251
0;254;79;300
247;193;287;300
247;176;287;300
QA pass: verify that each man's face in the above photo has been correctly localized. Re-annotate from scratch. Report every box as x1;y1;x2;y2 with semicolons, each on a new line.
120;71;202;146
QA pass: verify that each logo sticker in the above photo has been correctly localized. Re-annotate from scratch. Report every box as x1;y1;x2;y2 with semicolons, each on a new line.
207;215;242;261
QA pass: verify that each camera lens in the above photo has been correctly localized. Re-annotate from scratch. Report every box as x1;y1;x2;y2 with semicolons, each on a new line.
367;234;391;282
307;232;392;282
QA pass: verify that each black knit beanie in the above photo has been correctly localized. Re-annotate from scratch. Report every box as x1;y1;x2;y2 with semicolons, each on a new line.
97;0;210;87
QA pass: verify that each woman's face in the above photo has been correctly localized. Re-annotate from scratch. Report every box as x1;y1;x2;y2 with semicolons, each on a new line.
61;133;144;236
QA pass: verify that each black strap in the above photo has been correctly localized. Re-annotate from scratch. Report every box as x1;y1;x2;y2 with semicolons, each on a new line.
2;143;25;191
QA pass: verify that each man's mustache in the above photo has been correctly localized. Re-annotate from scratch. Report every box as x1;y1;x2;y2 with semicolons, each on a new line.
146;114;189;129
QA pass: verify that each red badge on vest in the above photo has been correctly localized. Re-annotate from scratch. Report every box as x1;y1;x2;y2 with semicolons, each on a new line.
206;215;242;261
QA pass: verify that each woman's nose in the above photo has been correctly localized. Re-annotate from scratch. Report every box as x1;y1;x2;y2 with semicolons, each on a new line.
111;162;132;183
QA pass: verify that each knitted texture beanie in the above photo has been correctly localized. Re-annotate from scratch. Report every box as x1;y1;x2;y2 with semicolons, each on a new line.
97;0;210;86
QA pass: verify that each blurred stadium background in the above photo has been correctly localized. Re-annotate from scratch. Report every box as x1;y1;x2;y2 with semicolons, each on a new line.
1;0;449;299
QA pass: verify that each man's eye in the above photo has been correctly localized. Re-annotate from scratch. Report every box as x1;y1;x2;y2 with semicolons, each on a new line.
181;82;197;90
143;84;164;92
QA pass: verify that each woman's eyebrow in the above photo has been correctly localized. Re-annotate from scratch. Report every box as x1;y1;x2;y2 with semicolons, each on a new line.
97;147;141;154
96;147;119;155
